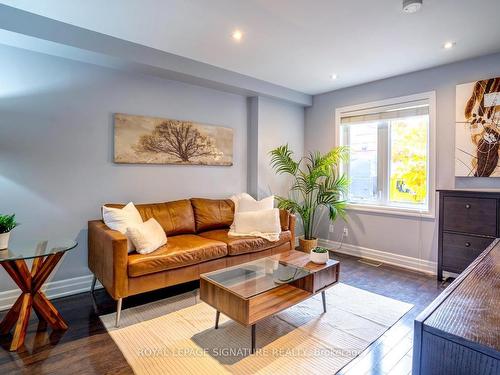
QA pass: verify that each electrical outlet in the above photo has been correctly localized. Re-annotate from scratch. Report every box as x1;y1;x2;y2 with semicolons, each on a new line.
329;224;334;233
343;227;349;237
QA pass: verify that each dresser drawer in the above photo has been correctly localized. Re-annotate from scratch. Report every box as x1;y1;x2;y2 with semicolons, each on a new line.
442;233;494;273
442;197;497;236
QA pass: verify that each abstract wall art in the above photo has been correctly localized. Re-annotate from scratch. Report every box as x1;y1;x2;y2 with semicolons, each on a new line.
455;77;500;177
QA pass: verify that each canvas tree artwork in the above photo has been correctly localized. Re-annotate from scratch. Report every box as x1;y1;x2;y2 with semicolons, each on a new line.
455;77;500;177
114;113;233;166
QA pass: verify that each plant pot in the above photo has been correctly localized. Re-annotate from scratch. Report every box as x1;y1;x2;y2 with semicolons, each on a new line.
299;237;318;253
0;232;10;250
310;249;329;264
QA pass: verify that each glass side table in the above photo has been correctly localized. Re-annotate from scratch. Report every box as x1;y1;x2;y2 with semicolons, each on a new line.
0;239;77;351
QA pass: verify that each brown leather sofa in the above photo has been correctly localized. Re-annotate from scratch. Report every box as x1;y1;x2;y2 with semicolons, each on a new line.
88;198;295;326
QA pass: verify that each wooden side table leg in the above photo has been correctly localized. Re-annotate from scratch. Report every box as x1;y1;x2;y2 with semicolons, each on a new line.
0;294;24;335
32;253;63;292
0;253;68;351
31;257;43;277
1;261;28;291
10;293;33;351
0;259;33;350
31;253;68;331
33;292;68;330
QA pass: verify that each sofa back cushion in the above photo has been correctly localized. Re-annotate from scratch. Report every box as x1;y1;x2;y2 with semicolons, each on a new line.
190;198;234;232
104;199;196;236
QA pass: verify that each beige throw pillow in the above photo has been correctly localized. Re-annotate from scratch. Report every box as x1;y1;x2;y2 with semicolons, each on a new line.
229;193;253;212
102;202;143;252
237;195;275;212
126;218;167;255
233;208;281;234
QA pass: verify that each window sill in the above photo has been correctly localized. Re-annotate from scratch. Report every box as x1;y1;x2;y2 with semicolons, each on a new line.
346;203;435;219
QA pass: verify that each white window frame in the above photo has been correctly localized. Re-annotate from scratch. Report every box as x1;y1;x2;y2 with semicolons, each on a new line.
335;91;436;219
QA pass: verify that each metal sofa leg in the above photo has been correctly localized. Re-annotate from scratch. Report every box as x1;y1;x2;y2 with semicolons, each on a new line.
91;275;97;293
115;298;123;328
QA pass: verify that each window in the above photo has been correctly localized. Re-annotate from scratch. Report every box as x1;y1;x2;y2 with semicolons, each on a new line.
336;92;435;217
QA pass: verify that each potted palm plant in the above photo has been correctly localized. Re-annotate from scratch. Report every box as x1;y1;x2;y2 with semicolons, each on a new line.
0;214;19;249
270;145;349;253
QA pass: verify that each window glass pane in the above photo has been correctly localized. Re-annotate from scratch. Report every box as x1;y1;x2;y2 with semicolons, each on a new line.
389;115;429;208
344;122;378;203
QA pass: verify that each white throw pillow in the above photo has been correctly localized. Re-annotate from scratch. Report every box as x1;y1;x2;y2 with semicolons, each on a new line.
126;218;167;255
102;202;143;252
237;195;274;213
229;193;253;212
233;208;281;234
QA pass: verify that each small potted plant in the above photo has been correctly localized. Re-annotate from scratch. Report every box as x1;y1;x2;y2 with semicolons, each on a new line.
0;214;19;249
310;247;329;264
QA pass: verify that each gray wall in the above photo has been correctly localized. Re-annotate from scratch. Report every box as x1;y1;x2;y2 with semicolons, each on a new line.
247;96;304;199
305;53;500;263
0;44;270;291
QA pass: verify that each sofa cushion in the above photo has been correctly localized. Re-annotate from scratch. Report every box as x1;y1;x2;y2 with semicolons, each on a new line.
105;199;196;236
127;235;227;277
190;198;234;232
199;229;291;256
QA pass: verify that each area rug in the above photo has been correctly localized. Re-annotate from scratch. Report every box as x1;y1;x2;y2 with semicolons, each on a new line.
100;283;412;375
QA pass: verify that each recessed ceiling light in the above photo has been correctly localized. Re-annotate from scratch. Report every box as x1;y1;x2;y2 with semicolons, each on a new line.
402;0;423;13
330;74;338;80
232;30;243;41
443;41;456;49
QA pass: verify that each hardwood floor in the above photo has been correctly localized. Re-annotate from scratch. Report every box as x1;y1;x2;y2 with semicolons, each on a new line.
332;253;449;375
0;253;448;374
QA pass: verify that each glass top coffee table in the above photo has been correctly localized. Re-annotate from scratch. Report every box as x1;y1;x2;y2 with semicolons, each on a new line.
0;239;77;351
200;250;339;353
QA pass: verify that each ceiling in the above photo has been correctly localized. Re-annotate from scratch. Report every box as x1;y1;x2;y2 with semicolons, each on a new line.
2;0;500;95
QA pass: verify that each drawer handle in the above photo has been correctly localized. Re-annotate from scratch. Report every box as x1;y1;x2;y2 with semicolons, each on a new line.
465;242;471;247
465;204;471;209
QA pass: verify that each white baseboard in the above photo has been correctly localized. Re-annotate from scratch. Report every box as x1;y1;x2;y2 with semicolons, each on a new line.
318;238;437;275
0;274;103;311
295;236;436;274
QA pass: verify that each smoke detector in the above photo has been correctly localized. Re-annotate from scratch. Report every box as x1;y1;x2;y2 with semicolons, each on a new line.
403;0;423;13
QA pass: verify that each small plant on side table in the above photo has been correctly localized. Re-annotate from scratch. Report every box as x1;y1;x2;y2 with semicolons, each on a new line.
0;214;19;249
310;246;329;264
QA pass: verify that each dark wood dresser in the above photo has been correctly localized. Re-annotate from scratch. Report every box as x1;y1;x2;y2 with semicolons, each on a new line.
438;189;500;281
413;239;500;375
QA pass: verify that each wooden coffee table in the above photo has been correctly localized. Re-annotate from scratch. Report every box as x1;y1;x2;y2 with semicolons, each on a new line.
200;250;339;353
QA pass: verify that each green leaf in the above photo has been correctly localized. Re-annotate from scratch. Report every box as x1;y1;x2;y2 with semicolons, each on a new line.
0;214;19;234
269;144;299;176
